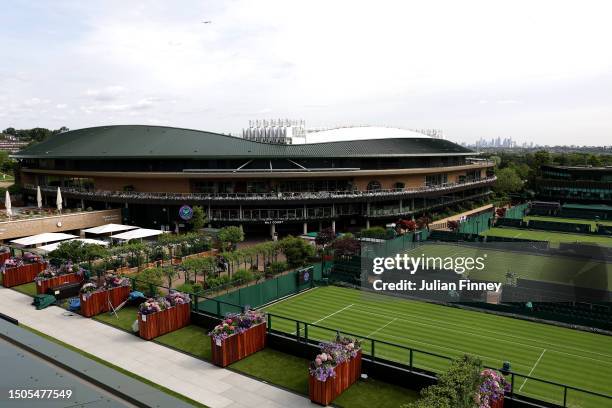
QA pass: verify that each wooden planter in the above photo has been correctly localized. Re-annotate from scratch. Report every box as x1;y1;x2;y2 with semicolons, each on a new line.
309;372;338;406
138;302;191;340
491;396;504;408
36;272;84;295
0;252;10;263
81;285;131;317
309;350;362;405
1;262;47;288
211;323;267;367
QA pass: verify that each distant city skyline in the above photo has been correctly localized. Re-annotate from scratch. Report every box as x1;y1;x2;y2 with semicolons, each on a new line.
1;0;611;146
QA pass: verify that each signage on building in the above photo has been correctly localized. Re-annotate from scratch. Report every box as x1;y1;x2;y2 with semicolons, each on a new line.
178;205;193;221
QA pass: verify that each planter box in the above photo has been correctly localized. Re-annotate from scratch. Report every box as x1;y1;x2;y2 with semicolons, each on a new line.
211;323;267;367
491;396;504;408
0;252;10;263
309;351;362;405
1;262;47;288
36;272;84;295
81;285;131;317
138;302;191;340
309;373;338;406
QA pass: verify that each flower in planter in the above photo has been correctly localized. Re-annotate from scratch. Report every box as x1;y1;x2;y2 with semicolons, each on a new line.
335;335;362;358
80;282;98;295
309;352;337;382
104;273;129;288
35;269;57;280
138;297;171;315
165;290;190;306
477;369;510;408
208;308;265;343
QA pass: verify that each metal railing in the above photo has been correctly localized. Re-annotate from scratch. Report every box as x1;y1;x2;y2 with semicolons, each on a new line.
263;313;612;408
23;177;496;202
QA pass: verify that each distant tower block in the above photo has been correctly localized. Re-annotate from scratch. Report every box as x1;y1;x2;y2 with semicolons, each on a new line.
242;119;306;144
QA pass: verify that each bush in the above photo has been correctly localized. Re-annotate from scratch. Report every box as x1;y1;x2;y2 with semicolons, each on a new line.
192;283;203;294
279;236;315;267
175;283;194;293
134;267;163;296
267;261;288;275
360;226;386;238
232;268;254;283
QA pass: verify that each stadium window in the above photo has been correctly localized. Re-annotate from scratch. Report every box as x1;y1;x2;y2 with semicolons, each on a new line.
367;180;382;191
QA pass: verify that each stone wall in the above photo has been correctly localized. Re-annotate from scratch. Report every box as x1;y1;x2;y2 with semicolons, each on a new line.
0;209;122;242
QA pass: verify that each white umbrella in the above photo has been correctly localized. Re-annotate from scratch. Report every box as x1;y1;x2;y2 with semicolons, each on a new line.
5;190;12;218
56;187;63;213
36;186;42;209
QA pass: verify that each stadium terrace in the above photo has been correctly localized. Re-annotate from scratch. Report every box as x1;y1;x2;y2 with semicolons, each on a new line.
12;125;495;236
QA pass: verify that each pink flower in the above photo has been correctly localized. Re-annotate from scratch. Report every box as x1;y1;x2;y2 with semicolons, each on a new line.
320;353;328;362
315;357;322;366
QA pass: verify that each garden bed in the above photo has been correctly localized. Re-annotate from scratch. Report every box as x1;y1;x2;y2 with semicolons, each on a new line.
138;302;191;340
1;262;47;288
36;272;84;294
210;322;266;367
81;285;131;317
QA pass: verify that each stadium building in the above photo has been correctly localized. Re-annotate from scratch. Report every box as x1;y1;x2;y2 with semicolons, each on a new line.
12;125;495;236
537;164;612;203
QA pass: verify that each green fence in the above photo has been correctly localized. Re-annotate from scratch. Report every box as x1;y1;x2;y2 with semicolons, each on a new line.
458;211;494;234
505;203;529;219
197;264;323;316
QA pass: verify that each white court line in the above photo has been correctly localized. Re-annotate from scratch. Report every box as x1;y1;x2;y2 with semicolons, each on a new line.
291;303;354;335
519;349;547;392
312;303;354;325
366;317;398;338
350;304;612;362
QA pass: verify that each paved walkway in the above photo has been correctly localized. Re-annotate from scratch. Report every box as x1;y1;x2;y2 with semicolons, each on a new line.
0;287;312;408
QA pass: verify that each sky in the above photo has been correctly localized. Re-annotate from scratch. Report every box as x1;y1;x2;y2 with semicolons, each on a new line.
1;0;611;146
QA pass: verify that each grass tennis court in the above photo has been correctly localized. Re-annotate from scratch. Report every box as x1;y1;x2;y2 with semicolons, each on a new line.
404;242;612;291
262;286;612;408
524;215;612;228
482;227;612;246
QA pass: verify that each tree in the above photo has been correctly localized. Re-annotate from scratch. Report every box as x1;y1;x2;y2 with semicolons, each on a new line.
160;266;178;288
218;226;244;251
493;167;522;194
279;236;315;267
404;355;482;408
190;206;207;230
330;236;360;258
315;227;335;247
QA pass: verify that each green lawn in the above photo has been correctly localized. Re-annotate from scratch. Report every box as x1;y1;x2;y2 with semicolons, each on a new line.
93;306;139;332
482;226;612;246
524;215;612;228
405;242;612;291
231;348;419;408
262;286;612;408
12;282;38;297
156;325;212;360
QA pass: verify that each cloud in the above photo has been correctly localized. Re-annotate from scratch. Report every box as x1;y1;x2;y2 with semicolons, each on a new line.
85;85;126;101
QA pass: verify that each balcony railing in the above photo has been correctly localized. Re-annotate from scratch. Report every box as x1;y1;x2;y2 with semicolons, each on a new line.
24;176;496;203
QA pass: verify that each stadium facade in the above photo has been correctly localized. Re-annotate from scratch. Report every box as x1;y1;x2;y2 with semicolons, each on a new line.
12;125;495;235
537;164;612;203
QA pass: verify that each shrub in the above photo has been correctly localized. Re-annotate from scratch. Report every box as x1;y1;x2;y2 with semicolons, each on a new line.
192;283;203;294
267;261;288;275
232;268;254;283
360;226;386;238
175;283;194;293
279;236;315;267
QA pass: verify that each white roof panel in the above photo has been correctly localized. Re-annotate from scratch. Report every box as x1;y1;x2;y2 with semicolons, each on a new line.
306;127;431;144
112;228;164;241
11;232;79;246
37;238;109;253
82;223;138;235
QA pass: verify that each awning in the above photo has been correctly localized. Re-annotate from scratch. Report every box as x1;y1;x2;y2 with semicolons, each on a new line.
82;223;138;235
112;228;164;242
36;238;110;254
11;232;79;247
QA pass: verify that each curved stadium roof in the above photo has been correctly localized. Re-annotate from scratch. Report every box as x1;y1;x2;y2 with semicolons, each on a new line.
13;125;473;159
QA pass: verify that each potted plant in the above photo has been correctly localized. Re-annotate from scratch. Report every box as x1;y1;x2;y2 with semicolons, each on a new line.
209;309;266;367
477;369;510;408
